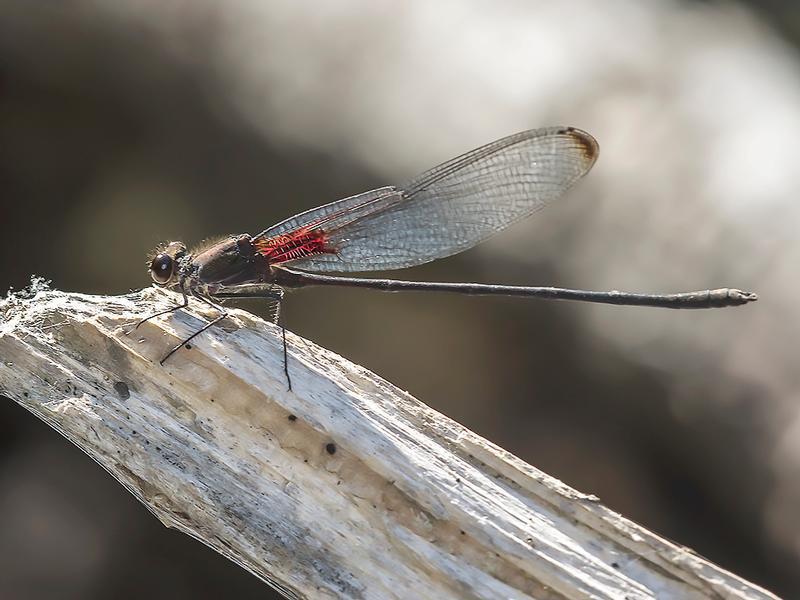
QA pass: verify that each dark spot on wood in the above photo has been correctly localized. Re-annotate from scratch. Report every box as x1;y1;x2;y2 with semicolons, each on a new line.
287;414;297;422
185;343;192;350
132;430;137;435
113;381;130;400
210;398;215;403
325;442;337;455
455;477;460;483
612;562;620;569
460;530;465;535
23;392;28;397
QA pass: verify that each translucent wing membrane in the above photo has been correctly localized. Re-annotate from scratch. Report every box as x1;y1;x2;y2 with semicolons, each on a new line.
254;127;598;272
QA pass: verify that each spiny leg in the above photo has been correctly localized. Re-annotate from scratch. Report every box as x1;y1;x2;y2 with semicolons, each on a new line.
195;284;292;389
268;285;292;392
128;288;189;334
160;292;228;365
282;326;291;391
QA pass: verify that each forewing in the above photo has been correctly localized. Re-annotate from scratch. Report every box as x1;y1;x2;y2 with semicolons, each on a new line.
257;127;598;272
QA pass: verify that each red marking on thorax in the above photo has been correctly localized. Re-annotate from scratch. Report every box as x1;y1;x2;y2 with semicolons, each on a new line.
254;227;335;264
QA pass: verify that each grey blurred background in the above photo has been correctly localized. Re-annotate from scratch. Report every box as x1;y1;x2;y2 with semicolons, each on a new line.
1;0;798;598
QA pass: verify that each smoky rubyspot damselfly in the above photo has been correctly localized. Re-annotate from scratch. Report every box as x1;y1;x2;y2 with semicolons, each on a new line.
134;127;756;386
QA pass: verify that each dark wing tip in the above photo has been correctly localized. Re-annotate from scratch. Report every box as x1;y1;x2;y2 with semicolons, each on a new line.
557;126;600;166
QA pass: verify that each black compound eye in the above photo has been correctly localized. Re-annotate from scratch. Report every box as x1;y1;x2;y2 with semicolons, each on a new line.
149;253;174;284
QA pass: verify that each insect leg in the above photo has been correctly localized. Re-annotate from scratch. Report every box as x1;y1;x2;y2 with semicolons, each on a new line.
129;287;189;333
267;285;292;391
159;291;228;365
202;284;293;390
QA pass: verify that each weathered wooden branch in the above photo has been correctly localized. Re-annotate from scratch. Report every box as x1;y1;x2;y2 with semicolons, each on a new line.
0;284;777;600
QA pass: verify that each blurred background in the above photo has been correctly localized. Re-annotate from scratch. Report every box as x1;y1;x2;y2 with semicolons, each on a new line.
1;0;798;597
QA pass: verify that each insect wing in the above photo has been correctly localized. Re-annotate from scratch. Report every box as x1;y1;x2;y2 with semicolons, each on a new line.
255;127;598;272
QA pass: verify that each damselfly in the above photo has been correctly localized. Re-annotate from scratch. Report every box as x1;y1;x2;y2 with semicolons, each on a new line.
136;127;756;386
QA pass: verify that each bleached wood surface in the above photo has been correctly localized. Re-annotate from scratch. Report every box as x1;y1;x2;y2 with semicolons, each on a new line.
0;284;778;600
